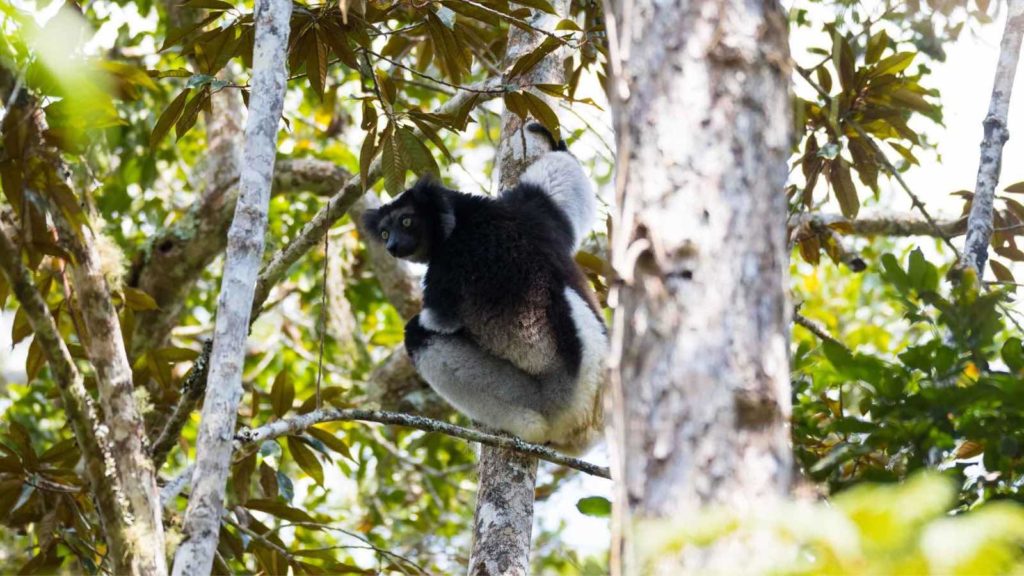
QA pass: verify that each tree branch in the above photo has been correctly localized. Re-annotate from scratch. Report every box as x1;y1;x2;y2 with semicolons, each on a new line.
0;220;136;573
960;0;1024;276
234;408;610;479
149;339;213;471
173;0;293;572
790;212;968;237
130;77;245;359
250;76;502;318
793;312;851;352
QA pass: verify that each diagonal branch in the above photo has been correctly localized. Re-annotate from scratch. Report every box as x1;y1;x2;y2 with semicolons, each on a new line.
959;0;1024;276
250;76;502;317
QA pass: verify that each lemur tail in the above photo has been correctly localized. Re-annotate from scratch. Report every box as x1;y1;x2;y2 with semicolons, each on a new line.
526;122;568;152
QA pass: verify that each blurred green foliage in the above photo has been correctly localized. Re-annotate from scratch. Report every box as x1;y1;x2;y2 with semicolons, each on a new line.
643;474;1024;575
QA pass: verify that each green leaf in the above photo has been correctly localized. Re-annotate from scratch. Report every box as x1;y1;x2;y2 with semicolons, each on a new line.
407;114;453;161
555;18;582;31
175;88;208;141
835;35;855;90
287;436;324;486
124;287;159;311
381;130;405;196
246;498;317;523
872;52;915;76
1002;338;1024;373
880;253;909;293
522;92;560;141
907;248;938;293
816;66;832;93
507;37;560;79
153;346;201;362
865;30;888;64
990;259;1014;283
149;88;191;147
830;159;859;219
1003;181;1024;194
25;339;44;384
231;452;256;504
307;28;328;101
576;496;611;517
270;372;294;418
503;92;529;121
308;426;355;462
396;126;439;177
359;127;378;193
183;0;235;11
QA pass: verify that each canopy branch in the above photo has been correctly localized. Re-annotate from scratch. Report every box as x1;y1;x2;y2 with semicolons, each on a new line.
235;408;611;479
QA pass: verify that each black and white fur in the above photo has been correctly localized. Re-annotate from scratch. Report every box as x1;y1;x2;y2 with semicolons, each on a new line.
363;124;606;454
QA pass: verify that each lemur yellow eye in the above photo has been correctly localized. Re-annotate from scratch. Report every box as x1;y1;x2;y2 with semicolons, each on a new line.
401;217;413;228
381;230;390;241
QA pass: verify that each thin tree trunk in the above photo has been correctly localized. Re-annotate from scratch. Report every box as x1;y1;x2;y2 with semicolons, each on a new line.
171;0;291;573
467;3;568;574
604;0;793;573
959;0;1024;277
0;224;140;575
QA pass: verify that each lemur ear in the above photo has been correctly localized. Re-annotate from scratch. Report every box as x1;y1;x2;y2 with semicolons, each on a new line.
361;208;382;241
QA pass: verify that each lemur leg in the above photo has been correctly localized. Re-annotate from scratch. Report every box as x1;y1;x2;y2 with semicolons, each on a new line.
405;316;551;443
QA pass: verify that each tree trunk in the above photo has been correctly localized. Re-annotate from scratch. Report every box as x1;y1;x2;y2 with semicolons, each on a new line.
467;3;569;574
603;0;793;573
171;0;292;573
959;0;1024;277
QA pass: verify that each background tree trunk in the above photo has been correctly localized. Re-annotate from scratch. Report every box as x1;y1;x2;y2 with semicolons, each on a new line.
603;0;794;573
467;3;568;574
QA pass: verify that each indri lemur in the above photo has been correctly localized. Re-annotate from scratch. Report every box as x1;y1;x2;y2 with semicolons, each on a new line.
363;124;606;454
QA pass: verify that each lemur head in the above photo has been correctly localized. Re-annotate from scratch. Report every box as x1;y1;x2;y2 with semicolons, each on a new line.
362;177;455;263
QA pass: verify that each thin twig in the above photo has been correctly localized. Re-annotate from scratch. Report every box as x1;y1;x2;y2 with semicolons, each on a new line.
150;339;214;470
235;408;611;479
367;48;510;94
458;0;579;47
793;312;851;353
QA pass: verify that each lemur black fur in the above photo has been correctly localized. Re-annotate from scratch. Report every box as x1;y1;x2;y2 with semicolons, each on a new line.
362;123;606;454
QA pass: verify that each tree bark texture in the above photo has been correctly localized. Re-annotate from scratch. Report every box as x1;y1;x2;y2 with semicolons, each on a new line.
131;80;244;359
171;0;292;573
466;4;569;575
604;0;793;573
960;0;1024;276
0;67;167;576
0;223;142;575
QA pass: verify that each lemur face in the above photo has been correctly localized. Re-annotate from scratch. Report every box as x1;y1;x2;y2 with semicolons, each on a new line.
375;206;427;261
362;182;448;263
